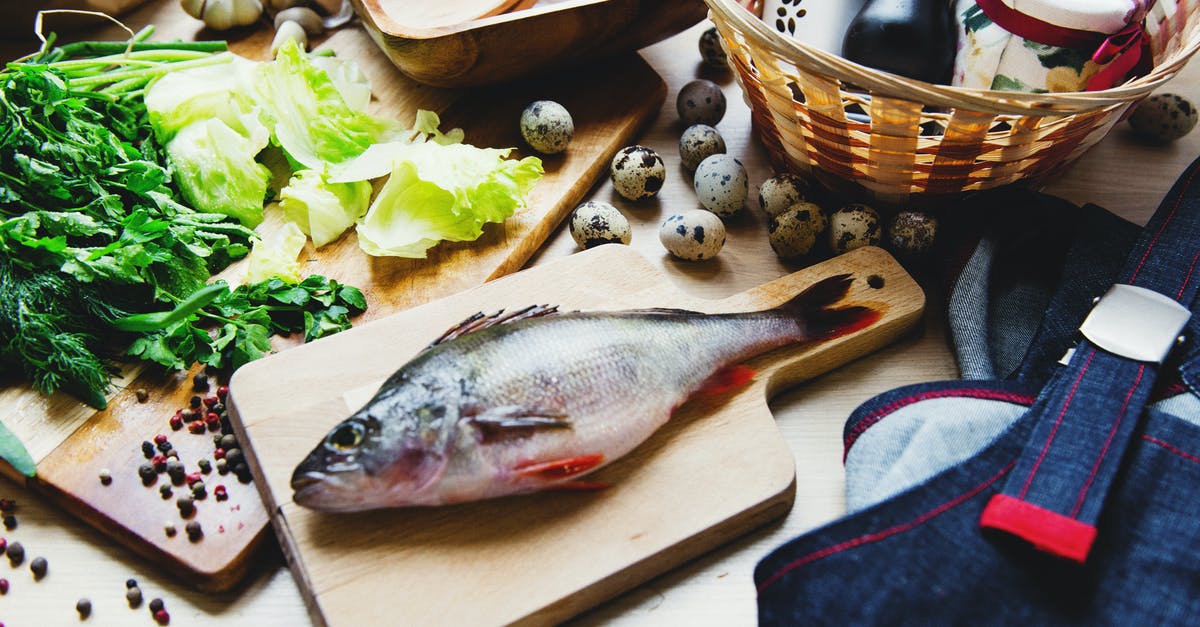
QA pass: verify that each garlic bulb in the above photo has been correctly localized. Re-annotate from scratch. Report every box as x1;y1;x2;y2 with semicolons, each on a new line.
271;20;308;55
180;0;264;31
274;7;324;34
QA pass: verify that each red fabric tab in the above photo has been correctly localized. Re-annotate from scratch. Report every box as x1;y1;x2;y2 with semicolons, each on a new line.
979;494;1097;563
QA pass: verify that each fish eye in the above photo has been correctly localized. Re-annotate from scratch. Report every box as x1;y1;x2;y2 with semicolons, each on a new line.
328;422;364;450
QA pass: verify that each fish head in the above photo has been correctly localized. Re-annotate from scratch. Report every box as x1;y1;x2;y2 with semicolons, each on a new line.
290;412;450;511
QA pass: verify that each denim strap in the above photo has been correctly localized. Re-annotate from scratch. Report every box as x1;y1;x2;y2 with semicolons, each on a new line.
979;156;1200;562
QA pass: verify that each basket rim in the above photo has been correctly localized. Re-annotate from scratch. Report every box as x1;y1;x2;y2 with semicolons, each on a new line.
705;0;1200;116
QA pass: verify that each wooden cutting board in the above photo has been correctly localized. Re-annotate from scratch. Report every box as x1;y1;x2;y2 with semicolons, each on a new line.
229;244;925;627
0;27;665;591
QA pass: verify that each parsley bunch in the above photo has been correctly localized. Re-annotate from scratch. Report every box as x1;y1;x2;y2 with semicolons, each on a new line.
0;33;367;408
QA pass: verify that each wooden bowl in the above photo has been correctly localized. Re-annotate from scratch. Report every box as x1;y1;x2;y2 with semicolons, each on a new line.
352;0;709;87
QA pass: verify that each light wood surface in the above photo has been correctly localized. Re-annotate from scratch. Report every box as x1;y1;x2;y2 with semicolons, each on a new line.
0;22;664;592
3;5;1200;627
229;244;923;627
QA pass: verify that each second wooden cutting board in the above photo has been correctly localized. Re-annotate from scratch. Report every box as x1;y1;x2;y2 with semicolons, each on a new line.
229;244;925;626
3;26;666;591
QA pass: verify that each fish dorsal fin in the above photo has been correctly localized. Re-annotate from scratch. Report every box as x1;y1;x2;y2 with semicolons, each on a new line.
426;304;561;349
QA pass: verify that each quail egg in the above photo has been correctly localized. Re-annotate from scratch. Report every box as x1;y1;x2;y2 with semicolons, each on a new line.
769;201;828;259
568;201;631;249
698;27;729;70
827;203;882;254
886;210;938;257
610;145;666;201
659;210;726;261
676;79;727;126
679;124;726;172
1128;93;1198;143
758;173;812;217
693;154;748;217
519;100;574;155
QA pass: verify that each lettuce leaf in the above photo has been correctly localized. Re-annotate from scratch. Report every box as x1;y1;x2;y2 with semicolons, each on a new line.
244;218;307;283
254;41;399;170
143;58;262;143
278;170;371;248
166;118;271;228
356;143;543;257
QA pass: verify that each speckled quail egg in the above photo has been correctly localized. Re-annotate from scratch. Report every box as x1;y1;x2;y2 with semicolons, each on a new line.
676;79;727;127
568;201;631;249
698;27;729;70
679;124;726;172
827;203;882;254
886;210;938;257
1128;93;1198;143
758;173;812;217
610;145;666;201
769;201;828;259
519;100;574;155
693;154;748;217
659;210;726;261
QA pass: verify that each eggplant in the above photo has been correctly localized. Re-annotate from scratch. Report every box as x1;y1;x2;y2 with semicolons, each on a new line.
841;0;956;84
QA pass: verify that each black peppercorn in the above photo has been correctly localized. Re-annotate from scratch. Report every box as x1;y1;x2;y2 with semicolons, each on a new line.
6;541;24;566
198;459;212;474
159;484;173;500
139;463;157;486
3;515;16;530
219;434;238;451
193;373;209;392
76;597;92;618
126;578;138;588
224;448;244;467
149;597;165;613
126;585;144;608
186;520;203;542
30;556;47;579
142;441;156;459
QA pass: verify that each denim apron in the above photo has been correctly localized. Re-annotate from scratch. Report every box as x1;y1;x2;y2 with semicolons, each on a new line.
755;159;1200;624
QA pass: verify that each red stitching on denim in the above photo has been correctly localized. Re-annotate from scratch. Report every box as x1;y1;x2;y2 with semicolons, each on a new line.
1176;249;1200;301
1070;363;1146;517
756;461;1017;595
842;388;1036;460
1130;160;1200;283
1019;348;1096;498
1142;435;1200;465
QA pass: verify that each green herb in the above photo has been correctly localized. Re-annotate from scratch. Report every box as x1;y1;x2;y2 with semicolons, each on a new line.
0;420;36;478
124;275;366;372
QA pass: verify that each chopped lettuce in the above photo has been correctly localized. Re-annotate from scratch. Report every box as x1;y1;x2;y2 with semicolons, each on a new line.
356;143;543;257
244;218;307;284
143;43;543;261
166;118;272;228
143;58;261;143
278;170;371;248
253;41;399;169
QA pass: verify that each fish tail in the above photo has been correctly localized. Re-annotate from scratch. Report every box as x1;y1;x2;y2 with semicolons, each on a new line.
778;274;881;341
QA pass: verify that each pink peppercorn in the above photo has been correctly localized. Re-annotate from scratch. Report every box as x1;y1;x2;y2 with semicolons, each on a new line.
152;455;167;471
0;578;8;594
214;485;228;501
169;414;184;430
213;448;226;459
154;434;168;445
154;609;170;625
203;396;219;408
186;473;202;487
0;538;6;552
188;421;206;434
217;385;229;400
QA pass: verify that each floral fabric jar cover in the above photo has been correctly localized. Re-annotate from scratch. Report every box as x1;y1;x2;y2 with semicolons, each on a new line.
953;0;1154;92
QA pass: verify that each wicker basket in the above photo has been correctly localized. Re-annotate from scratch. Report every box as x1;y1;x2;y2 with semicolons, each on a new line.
705;0;1200;205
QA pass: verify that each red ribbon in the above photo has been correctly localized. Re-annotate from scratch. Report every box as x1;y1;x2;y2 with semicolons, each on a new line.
973;0;1154;91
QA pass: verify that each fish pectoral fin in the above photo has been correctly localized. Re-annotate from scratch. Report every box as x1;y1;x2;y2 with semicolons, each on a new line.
514;454;605;481
696;364;757;397
548;480;610;491
468;406;572;442
425;304;562;349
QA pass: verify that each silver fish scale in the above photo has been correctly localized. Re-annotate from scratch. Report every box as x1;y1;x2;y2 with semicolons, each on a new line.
425;311;803;488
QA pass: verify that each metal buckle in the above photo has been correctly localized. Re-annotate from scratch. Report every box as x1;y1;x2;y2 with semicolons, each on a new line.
1079;284;1191;364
